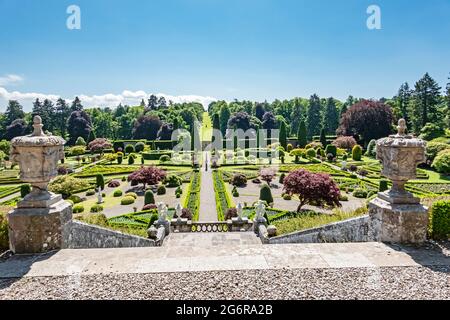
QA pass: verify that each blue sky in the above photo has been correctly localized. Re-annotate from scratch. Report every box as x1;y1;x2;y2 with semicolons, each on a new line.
0;0;449;110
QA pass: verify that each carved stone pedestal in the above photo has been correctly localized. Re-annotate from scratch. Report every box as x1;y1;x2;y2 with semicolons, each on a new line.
368;195;428;244
230;217;253;232
8;194;72;254
170;218;192;232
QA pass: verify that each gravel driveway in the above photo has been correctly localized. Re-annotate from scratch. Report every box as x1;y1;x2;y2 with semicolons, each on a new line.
1;267;449;300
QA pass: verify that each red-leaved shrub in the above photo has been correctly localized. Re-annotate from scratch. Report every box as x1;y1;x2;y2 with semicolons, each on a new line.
332;136;357;150
128;166;166;188
107;180;120;188
283;169;341;212
225;208;238;220
142;204;158;211
88;138;112;153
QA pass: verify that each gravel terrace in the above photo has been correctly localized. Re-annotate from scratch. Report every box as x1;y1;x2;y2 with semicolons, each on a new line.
0;266;449;300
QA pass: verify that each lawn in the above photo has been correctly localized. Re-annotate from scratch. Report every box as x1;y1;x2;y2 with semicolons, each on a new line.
201;112;213;142
272;207;368;236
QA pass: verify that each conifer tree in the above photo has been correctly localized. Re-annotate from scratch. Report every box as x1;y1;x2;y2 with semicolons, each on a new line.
409;73;442;134
279;121;287;150
324;97;339;134
306;94;322;139
297;119;307;148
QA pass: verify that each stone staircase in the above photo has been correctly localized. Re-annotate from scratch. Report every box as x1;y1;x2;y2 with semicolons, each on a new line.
163;232;262;248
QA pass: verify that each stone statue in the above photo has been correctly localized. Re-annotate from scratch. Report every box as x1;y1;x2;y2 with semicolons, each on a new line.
255;200;266;220
175;203;182;221
157;202;168;222
236;203;243;220
97;187;104;204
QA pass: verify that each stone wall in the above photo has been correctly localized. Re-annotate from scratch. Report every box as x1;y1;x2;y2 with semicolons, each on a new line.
64;220;155;249
268;215;370;244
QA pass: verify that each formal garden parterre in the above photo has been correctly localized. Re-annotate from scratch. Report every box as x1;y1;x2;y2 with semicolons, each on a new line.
1;73;450;252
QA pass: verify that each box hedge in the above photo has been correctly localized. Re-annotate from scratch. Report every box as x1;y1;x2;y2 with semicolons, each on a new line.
429;201;450;240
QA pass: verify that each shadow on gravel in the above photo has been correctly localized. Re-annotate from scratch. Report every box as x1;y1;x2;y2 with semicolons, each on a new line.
0;251;57;290
387;241;450;273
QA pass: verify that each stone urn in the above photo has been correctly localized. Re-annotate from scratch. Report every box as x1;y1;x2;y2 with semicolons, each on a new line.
10;116;66;206
368;119;428;244
8;116;72;253
376;119;427;204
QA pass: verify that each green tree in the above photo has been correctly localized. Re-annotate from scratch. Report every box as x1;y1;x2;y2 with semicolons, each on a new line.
445;74;450;129
93;111;115;138
70;96;83;112
297;119;307;148
67;110;92;145
219;104;231;135
3;100;25;128
55;98;70;137
254;103;266;120
31;98;44;123
339;95;355;123
395;82;413;129
212;113;220;132
320;128;327;148
116;113;134;139
307;94;322;139
147;95;158;111
409;73;442;134
323;98;339;134
42;99;55;133
279;121;287;150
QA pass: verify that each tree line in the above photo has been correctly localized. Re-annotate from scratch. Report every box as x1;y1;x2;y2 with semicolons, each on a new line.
0;72;448;147
0;95;204;145
208;72;450;147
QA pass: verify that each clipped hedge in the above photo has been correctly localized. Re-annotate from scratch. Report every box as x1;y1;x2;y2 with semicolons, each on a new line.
142;151;172;161
0;211;9;252
20;184;31;198
183;171;201;221
73;204;85;213
212;170;233;221
429;201;450;240
113;140;146;152
90;204;104;213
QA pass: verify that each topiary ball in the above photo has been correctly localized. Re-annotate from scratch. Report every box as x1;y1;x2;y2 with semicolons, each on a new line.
121;196;135;205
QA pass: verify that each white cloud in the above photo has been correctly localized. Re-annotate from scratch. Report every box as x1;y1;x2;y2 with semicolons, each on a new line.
0;74;23;86
0;87;217;111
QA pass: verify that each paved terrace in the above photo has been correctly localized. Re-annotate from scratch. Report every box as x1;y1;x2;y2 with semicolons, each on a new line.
1;236;449;300
1;237;449;278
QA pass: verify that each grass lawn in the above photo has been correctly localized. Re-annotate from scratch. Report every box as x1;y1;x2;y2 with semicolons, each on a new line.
410;168;450;183
201;112;212;142
273;207;368;236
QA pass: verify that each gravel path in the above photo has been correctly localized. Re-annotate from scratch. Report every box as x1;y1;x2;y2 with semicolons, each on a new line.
1;267;449;300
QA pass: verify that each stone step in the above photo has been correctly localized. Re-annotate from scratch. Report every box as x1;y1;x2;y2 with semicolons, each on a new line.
163;232;262;248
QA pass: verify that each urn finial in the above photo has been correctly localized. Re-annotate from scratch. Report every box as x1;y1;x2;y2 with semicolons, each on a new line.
32;115;44;136
397;119;407;136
